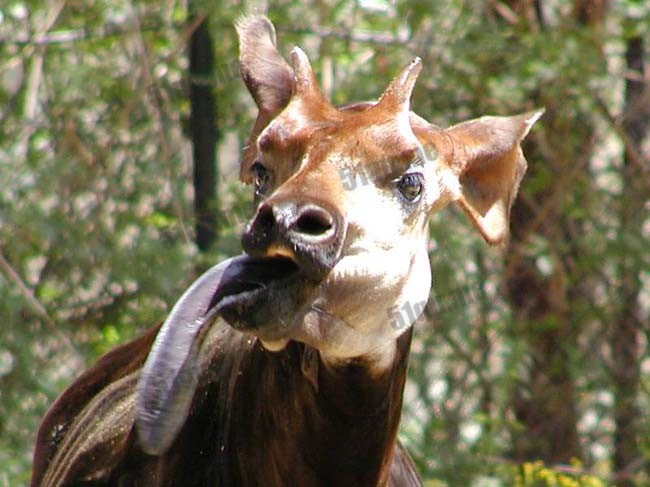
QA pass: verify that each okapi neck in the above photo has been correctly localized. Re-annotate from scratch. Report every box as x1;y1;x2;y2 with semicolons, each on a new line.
316;328;414;417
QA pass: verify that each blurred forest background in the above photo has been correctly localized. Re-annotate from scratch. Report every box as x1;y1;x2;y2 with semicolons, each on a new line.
1;0;648;486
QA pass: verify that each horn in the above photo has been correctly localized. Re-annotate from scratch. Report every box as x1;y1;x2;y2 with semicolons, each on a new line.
290;46;327;102
376;57;422;112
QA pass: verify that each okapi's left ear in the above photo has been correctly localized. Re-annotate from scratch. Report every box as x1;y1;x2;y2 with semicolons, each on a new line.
445;110;544;245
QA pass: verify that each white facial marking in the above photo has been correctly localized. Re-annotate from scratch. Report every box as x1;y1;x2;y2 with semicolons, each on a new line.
256;108;463;372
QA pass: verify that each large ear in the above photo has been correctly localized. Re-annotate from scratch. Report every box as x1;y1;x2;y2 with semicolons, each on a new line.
446;110;544;245
236;15;294;182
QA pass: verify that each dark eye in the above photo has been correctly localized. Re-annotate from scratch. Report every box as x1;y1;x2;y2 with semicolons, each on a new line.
396;172;423;202
251;162;270;198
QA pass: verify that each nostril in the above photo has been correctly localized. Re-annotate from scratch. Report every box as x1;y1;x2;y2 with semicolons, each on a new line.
294;206;334;237
242;204;277;255
255;205;276;233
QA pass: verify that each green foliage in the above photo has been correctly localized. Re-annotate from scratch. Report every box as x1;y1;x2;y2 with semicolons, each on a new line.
514;461;607;487
1;0;648;485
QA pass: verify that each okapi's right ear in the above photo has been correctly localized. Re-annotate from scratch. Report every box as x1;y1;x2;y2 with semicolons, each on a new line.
236;15;294;183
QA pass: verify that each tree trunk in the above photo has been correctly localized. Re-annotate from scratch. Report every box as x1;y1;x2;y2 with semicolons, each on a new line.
498;0;591;464
506;192;582;463
611;35;647;487
189;12;219;251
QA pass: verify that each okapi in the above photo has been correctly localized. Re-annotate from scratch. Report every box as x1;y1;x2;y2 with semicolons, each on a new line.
31;15;542;487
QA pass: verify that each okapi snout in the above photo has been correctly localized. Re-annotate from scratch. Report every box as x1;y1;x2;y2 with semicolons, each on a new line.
242;197;344;281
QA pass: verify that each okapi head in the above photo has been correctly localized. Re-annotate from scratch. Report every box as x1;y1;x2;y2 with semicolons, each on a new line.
213;15;541;358
32;15;541;487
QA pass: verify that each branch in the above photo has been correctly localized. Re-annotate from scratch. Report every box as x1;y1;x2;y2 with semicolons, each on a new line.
284;24;410;46
489;0;520;25
0;246;76;352
0;248;50;322
592;92;649;175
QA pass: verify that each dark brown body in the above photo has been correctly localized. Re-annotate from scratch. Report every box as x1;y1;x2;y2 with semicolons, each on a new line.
32;321;421;486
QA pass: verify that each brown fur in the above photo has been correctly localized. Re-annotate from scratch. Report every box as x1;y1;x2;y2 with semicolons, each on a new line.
32;321;421;486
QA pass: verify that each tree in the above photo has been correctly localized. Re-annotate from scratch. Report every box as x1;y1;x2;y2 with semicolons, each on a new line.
188;4;219;252
611;31;648;487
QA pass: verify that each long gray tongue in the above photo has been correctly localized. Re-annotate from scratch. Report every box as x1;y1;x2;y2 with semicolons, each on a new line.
135;255;245;455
